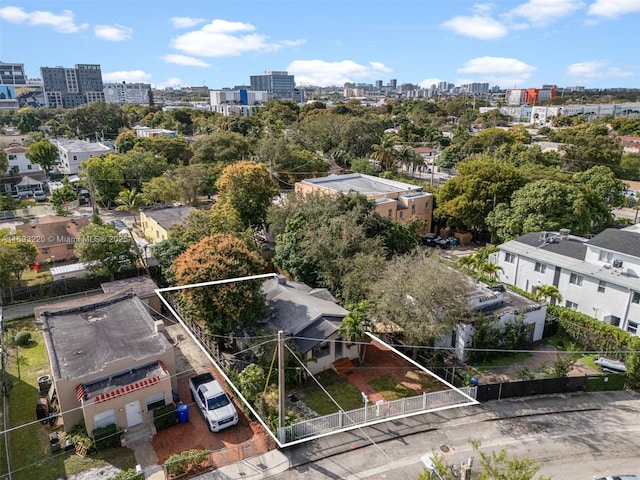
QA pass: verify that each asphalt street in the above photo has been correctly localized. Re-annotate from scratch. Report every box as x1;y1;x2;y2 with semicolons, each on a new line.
272;390;640;480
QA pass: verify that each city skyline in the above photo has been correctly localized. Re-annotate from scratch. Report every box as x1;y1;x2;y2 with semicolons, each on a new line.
1;0;639;91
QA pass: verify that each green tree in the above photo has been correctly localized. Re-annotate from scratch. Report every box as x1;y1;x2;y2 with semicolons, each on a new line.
151;238;189;284
173;233;266;337
14;106;42;133
115;188;146;226
63;102;129;139
0;230;37;287
170;208;244;245
191;131;252;165
0;150;8;174
141;176;180;205
338;300;372;364
132;135;193;165
80;154;124;208
118;150;169;190
115;129;137;153
237;364;266;403
573;165;627;209
26;140;58;173
75;223;137;279
531;284;562;304
487;179;611;242
370;137;397;171
369;250;471;352
51;179;78;214
215;161;279;228
256;100;299;132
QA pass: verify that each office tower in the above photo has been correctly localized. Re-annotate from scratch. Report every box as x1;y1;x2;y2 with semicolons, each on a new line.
40;64;104;109
249;71;295;100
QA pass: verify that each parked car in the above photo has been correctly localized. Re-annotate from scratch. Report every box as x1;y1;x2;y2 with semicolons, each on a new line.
111;219;128;231
17;191;33;199
34;191;46;202
189;372;238;432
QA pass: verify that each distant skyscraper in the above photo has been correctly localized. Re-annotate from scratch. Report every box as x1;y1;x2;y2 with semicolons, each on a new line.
389;79;397;90
0;62;27;86
375;80;383;89
249;71;295;100
40;64;104;109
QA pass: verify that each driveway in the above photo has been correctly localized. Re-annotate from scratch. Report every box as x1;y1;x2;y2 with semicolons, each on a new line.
152;320;274;466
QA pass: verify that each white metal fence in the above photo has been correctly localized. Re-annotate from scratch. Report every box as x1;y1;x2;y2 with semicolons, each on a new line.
283;386;477;443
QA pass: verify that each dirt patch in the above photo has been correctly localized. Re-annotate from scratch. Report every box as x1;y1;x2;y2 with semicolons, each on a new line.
475;342;599;384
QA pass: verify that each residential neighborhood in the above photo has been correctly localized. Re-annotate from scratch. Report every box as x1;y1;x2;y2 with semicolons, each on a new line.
1;3;640;479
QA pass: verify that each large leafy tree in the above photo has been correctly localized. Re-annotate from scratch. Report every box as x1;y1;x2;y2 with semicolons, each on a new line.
369;250;471;350
487;179;611;242
118;150;169;190
215;161;279;228
256;100;299;131
14;106;42;133
63;102;129;139
141;175;180;206
132;135;193;165
190;131;252;164
572;165;627;209
26;140;59;173
79;154;124;208
435;156;526;231
173;233;266;337
0;229;37;287
75;223;137;279
170;208;244;245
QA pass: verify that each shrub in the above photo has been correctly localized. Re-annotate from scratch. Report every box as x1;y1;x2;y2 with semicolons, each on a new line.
14;331;32;346
165;449;210;478
66;424;92;452
92;423;121;451
153;403;178;431
112;468;144;480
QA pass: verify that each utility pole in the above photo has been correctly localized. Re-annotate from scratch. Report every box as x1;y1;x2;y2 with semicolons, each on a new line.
277;330;285;441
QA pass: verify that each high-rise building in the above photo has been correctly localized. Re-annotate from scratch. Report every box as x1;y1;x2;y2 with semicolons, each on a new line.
104;82;151;105
0;62;27;86
389;79;397;90
40;64;104;109
249;71;295;100
375;80;383;89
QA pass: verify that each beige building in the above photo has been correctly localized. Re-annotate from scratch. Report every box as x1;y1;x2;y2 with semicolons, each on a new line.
295;173;432;231
16;215;90;264
38;293;177;435
140;206;195;243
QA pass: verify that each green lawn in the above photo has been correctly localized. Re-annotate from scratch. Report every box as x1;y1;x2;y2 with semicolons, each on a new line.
474;352;533;372
3;318;137;480
367;375;415;401
577;354;599;371
296;370;363;415
20;268;53;286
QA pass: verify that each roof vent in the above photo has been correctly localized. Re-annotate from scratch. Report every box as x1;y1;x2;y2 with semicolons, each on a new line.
559;228;570;238
613;259;623;269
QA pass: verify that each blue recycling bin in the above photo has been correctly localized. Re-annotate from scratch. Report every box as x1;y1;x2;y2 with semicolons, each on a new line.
176;404;189;423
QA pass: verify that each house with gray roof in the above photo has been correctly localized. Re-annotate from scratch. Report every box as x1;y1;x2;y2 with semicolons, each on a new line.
492;227;640;336
140;206;195;243
37;293;177;435
260;276;357;374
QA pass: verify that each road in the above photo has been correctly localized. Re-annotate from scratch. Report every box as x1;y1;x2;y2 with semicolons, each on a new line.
273;391;640;480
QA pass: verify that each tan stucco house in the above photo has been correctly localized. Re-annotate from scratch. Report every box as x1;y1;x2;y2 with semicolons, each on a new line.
295;173;432;232
140;206;195;243
37;293;177;436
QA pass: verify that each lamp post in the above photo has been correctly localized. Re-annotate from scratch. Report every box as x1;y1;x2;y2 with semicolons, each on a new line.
420;454;445;480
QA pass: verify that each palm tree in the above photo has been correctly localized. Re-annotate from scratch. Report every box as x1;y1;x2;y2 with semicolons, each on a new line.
532;284;562;305
370;138;397;172
478;262;503;283
115;188;146;226
396;145;418;174
338;300;371;365
458;254;477;274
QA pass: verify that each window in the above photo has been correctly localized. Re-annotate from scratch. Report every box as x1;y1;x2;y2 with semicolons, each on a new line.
534;262;546;274
633;291;640;304
399;211;403;219
598;250;613;262
598;280;606;293
146;393;165;411
27;164;32;170
565;300;579;310
569;273;583;286
312;341;330;358
411;204;416;214
66;243;74;250
42;247;50;254
628;321;638;335
387;209;392;218
505;252;515;264
93;409;116;429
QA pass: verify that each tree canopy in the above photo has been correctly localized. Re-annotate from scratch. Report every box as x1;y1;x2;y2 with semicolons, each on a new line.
75;223;137;279
26;140;59;172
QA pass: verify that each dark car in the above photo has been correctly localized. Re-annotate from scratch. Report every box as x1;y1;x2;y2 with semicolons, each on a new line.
422;233;440;246
111;219;128;231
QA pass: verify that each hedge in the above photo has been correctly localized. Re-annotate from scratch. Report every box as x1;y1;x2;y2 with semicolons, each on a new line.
153;403;178;431
14;331;31;346
548;305;640;359
92;423;121;451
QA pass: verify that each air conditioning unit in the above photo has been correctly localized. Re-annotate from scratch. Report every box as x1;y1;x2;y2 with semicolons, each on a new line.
613;259;623;269
603;263;611;269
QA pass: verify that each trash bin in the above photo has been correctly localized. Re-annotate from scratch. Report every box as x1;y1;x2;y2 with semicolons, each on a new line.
37;375;52;395
176;404;189;423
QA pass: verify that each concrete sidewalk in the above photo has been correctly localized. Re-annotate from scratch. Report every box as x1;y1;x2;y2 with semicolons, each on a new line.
196;449;291;479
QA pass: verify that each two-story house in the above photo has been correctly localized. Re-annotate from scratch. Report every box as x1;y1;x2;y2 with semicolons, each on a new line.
140;206;195;243
3;146;43;174
493;226;640;335
54;139;112;175
15;215;90;264
295;173;433;232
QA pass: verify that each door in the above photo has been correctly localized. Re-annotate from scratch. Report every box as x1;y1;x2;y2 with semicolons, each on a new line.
125;400;142;427
335;337;343;359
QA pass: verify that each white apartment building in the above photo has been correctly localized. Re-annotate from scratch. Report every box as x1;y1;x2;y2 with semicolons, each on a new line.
3;146;43;174
492;227;640;336
209;89;268;116
103;82;151;105
55;139;113;175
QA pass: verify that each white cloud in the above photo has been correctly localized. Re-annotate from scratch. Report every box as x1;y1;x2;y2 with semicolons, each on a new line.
170;19;303;57
566;61;635;80
170;16;206;28
94;24;133;42
588;0;640;18
418;78;442;89
103;70;153;83
161;54;211;67
156;77;184;89
0;6;88;33
506;0;585;27
287;60;393;87
458;56;536;87
441;14;508;40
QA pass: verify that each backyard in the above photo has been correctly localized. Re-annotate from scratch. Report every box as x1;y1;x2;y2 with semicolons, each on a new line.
1;318;137;480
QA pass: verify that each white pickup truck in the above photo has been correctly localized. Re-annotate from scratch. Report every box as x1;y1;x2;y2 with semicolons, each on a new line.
189;372;238;432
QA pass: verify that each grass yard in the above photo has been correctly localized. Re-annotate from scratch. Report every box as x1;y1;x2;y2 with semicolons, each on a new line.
3;318;137;480
577;354;599;371
474;352;533;372
367;375;415;401
20;268;53;287
296;370;362;415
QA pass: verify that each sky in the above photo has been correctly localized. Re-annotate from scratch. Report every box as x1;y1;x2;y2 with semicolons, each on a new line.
1;0;639;90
